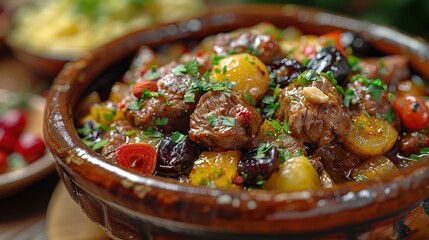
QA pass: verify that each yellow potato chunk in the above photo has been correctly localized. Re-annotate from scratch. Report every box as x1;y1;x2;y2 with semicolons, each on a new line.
343;114;398;159
108;82;130;103
89;102;124;126
211;53;269;102
189;150;241;189
265;156;322;192
352;155;398;181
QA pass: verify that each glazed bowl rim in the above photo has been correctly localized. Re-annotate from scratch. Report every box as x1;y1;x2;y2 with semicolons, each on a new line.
44;3;429;233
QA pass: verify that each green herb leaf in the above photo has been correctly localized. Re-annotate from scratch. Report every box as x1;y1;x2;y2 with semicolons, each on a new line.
222;116;236;127
384;107;396;123
172;64;186;77
184;59;200;78
171;131;187;143
354;174;369;182
92;138;109;151
127;99;143;110
409;154;422;161
147;66;161;80
255;143;272;159
207;115;218;127
155;117;168;126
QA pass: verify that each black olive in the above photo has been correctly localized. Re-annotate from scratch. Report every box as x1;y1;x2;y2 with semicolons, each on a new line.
340;31;373;57
306;47;351;84
237;145;279;188
267;58;306;88
156;133;199;178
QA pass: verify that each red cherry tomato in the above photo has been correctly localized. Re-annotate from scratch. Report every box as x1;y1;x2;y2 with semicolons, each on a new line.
0;127;17;153
393;95;429;131
0;110;27;137
14;133;46;163
0;151;8;173
115;143;157;175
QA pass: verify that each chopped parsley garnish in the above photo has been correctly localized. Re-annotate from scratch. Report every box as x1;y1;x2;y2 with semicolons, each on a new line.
211;55;225;65
245;45;261;56
145;127;163;138
172;64;187;77
347;55;361;72
244;93;256;106
125;130;138;136
171;131;187;143
255;143;272;159
127;99;143;110
92;138;109;151
262;94;280;119
154;117;169;126
171;59;199;78
420;147;429;154
409;154;422;161
296;70;317;85
147;66;161;80
354;174;369;182
244;56;255;65
222;117;236;127
183;91;196;103
384;107;396;123
283;120;290;134
350;75;387;101
269;119;282;131
222;65;228;74
343;88;356;108
214;67;221;74
207;115;218;127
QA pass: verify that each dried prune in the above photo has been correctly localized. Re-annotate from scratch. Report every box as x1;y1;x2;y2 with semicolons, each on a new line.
267;58;306;88
156;133;199;178
306;47;351;84
237;144;279;187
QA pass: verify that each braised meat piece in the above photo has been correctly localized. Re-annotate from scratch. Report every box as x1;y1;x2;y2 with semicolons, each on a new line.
275;72;351;146
357;55;410;86
400;131;429;157
314;143;361;183
213;32;282;64
189;90;261;151
123;62;200;133
345;76;400;130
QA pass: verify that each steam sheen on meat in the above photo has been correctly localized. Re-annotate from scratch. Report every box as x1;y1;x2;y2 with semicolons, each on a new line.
123;62;200;133
275;73;351;146
188;90;261;151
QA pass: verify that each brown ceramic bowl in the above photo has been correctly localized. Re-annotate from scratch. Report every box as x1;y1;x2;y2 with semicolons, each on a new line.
44;4;429;240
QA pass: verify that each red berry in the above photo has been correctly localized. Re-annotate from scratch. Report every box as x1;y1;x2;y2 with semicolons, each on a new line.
0;127;17;153
0;151;8;173
14;133;45;163
0;110;27;137
115;143;157;175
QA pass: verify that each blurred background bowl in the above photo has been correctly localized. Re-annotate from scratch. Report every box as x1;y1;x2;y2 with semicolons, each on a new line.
44;4;429;240
0;89;55;197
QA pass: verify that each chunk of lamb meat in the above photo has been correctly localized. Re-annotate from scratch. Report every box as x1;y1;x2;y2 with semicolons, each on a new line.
189;90;261;151
213;32;282;64
346;78;401;130
400;131;429;157
357;55;410;86
123;62;200;133
314;143;361;183
275;73;351;146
